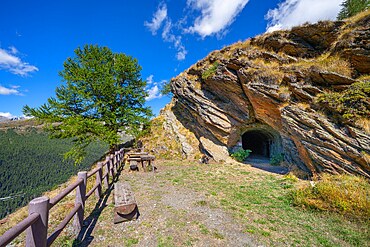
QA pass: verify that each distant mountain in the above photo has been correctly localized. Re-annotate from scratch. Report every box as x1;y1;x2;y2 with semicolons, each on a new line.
0;116;25;122
9;116;27;121
0;116;9;122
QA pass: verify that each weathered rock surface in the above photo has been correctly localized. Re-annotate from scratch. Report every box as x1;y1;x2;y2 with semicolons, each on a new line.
332;13;370;75
150;12;370;178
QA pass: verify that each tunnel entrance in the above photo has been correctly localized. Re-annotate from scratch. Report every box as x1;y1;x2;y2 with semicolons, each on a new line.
242;130;271;157
239;124;284;159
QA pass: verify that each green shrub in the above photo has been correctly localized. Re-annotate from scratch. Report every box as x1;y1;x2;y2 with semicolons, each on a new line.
291;174;370;219
270;153;284;166
315;81;370;122
202;62;219;80
231;148;252;162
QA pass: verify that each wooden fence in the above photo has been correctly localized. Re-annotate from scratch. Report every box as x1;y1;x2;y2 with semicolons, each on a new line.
0;148;125;247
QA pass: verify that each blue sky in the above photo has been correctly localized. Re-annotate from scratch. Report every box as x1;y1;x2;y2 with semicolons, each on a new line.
0;0;343;118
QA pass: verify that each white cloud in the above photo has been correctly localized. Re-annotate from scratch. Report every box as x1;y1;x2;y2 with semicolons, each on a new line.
146;85;162;101
0;47;38;76
186;0;249;38
145;75;167;101
176;48;187;61
0;112;16;119
9;46;18;55
146;1;250;59
0;85;21;95
265;0;343;32
145;4;188;61
146;74;154;85
162;21;188;61
144;3;168;35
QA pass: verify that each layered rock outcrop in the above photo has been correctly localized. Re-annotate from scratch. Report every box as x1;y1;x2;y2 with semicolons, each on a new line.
149;12;370;178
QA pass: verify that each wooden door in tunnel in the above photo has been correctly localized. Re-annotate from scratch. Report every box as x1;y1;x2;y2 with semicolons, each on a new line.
242;130;271;157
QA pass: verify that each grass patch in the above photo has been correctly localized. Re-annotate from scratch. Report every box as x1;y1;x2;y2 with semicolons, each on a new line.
198;223;210;235
315;81;370;130
287;54;352;77
155;161;370;246
125;237;139;247
202;62;219;80
212;230;224;239
158;235;174;247
292;174;370;219
195;200;208;206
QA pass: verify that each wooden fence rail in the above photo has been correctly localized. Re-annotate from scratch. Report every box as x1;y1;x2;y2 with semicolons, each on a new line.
0;148;125;247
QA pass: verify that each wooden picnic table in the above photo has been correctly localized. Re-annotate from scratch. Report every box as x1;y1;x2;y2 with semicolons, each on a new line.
127;152;155;172
128;152;148;158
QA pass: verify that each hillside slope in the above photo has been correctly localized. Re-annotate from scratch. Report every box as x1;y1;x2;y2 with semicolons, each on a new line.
143;11;370;178
0;125;107;219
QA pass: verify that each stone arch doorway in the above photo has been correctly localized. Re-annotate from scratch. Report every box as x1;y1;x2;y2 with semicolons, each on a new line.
241;126;282;158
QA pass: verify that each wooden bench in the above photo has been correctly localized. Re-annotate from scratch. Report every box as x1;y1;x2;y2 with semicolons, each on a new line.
113;182;138;224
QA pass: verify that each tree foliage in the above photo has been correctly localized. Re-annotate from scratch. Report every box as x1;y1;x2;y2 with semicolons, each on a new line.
160;80;172;96
23;45;152;163
337;0;369;20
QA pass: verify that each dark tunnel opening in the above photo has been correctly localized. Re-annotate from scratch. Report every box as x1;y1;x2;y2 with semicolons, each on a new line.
242;130;272;157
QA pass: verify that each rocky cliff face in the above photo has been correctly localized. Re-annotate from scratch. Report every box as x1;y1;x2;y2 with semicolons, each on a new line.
149;12;370;178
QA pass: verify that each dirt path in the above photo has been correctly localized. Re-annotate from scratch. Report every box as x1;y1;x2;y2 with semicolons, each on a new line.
82;163;259;247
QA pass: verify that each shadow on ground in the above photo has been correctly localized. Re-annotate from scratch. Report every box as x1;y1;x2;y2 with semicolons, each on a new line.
245;155;289;175
73;166;123;247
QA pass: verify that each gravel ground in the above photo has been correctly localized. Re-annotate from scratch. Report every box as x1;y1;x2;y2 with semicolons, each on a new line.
80;162;259;247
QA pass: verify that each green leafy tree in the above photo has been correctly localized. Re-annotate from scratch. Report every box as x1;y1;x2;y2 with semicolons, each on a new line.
337;0;369;20
160;80;172;96
23;45;152;163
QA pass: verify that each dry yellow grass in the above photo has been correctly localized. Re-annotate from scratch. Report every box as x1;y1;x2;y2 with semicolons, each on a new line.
292;174;370;219
356;118;370;134
357;74;370;82
252;58;281;69
361;151;370;164
278;86;290;94
344;9;370;26
286;54;352;77
140;115;183;159
139;102;201;160
296;102;311;110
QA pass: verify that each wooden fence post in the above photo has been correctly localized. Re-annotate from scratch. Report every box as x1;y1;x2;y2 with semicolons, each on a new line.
95;162;103;198
26;196;49;247
113;152;118;174
120;149;124;169
73;171;87;234
104;158;110;187
109;154;114;177
118;151;121;168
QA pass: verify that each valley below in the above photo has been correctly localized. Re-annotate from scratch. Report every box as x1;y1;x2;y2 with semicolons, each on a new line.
0;124;107;219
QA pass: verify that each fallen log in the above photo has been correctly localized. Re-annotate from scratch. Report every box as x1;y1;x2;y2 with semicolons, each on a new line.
113;182;139;224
